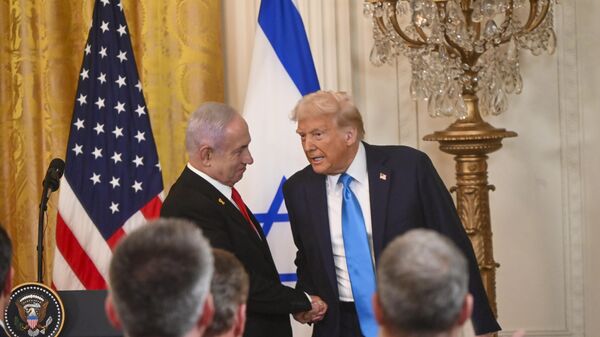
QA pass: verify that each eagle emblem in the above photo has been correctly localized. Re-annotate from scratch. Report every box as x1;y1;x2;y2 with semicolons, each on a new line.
4;283;64;337
14;299;53;336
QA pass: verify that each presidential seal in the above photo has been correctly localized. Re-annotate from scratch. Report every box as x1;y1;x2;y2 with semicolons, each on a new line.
4;283;64;337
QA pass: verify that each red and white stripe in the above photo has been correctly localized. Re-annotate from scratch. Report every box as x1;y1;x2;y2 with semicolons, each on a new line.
52;178;163;290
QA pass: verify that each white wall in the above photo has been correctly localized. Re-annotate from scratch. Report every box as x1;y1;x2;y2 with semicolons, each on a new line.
222;1;599;336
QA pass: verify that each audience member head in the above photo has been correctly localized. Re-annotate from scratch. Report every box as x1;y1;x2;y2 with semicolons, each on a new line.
0;225;13;316
185;102;253;187
291;91;365;175
375;229;472;337
205;249;249;337
105;218;214;337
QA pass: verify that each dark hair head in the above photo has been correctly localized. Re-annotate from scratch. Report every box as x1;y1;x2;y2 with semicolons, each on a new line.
205;249;249;337
0;225;12;288
109;218;214;337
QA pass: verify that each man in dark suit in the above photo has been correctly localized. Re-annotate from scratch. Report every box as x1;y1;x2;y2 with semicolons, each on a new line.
0;225;13;337
283;91;500;337
161;102;326;337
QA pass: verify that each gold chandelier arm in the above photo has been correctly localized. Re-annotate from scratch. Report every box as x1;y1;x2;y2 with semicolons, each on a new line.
414;26;429;43
523;0;550;33
444;34;468;62
385;14;427;47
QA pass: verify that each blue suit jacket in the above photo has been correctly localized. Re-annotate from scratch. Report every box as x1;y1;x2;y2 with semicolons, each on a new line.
283;143;500;337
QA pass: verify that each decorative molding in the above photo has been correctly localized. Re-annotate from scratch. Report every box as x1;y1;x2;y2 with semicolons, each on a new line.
556;0;585;336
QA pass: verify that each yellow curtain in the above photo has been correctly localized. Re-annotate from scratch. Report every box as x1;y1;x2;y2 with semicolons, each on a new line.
0;0;224;285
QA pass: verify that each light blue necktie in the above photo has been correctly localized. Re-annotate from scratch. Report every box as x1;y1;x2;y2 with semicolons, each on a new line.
339;173;378;337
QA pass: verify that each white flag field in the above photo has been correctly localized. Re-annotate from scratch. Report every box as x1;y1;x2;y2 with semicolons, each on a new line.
237;0;319;290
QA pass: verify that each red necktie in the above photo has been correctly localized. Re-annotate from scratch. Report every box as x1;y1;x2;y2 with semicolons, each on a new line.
231;188;260;237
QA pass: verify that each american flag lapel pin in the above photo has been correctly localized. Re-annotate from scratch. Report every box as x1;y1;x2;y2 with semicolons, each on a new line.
379;172;387;181
218;198;225;205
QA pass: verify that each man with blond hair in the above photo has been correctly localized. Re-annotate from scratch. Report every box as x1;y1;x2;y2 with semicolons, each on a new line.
283;90;499;337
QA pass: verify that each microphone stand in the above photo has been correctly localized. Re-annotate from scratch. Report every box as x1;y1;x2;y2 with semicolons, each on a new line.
37;186;53;284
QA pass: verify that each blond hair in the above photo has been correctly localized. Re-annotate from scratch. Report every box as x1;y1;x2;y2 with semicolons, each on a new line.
292;90;365;140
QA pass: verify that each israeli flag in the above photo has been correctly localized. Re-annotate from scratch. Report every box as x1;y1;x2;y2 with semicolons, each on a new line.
237;0;319;286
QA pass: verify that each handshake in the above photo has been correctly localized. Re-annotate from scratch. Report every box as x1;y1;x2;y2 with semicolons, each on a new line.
293;295;328;324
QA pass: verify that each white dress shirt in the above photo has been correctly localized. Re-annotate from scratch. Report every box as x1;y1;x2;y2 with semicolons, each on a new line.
326;143;374;301
186;163;237;207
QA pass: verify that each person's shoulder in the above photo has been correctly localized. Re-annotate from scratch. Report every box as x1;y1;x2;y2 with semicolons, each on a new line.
162;169;213;209
365;143;428;162
284;165;315;189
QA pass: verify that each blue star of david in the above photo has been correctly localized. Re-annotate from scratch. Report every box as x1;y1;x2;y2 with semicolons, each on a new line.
254;176;297;282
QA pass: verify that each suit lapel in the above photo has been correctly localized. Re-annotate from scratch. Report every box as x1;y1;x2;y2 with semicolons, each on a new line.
306;171;339;297
182;168;265;245
365;144;391;262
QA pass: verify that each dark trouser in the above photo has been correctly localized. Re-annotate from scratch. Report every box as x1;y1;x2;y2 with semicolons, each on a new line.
339;301;364;337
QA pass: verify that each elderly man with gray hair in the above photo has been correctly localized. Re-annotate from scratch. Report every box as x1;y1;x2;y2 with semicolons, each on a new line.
161;102;326;337
374;229;525;337
104;218;214;337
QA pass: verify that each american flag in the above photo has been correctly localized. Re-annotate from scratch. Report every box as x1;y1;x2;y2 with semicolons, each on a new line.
53;0;163;290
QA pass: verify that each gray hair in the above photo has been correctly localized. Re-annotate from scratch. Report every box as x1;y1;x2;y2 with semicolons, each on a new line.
185;102;238;159
291;90;365;140
205;249;249;337
0;225;12;287
377;229;469;337
109;218;214;337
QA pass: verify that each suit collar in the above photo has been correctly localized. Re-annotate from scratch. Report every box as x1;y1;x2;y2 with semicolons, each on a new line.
186;163;233;202
325;142;368;189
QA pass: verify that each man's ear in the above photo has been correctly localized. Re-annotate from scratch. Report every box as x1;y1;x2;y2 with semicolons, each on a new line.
104;294;122;331
344;127;358;145
232;303;247;337
198;145;213;166
373;293;385;325
457;294;474;326
197;293;215;332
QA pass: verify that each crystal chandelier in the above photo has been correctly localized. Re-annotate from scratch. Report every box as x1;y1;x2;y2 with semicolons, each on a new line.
364;0;556;118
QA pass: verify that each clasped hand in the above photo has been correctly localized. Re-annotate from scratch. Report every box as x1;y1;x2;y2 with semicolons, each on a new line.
293;295;328;324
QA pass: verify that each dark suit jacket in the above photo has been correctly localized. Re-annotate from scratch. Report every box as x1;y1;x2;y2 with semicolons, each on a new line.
161;167;311;337
283;143;500;337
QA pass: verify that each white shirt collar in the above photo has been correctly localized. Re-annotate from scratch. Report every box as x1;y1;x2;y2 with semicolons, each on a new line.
187;163;233;198
327;142;368;187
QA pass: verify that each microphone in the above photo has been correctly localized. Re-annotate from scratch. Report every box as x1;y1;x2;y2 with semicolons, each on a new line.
42;158;65;192
38;158;65;283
